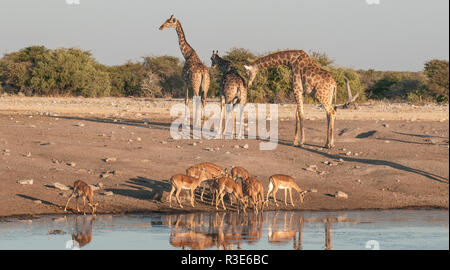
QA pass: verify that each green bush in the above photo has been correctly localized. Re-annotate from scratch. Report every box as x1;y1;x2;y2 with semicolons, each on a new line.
143;56;184;97
424;59;449;102
0;46;111;97
107;62;147;97
29;48;111;97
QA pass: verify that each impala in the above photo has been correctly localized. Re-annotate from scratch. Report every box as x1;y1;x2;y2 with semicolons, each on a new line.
265;174;307;207
64;180;98;216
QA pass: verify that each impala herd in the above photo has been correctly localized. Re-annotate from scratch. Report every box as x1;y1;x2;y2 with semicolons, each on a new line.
168;162;308;214
63;162;307;216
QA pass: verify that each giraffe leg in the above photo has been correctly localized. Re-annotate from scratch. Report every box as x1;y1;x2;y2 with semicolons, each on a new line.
292;80;305;147
191;73;202;131
324;105;336;148
219;95;225;138
200;70;210;108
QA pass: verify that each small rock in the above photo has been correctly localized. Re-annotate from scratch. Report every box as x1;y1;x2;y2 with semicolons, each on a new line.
309;189;318;193
33;200;42;204
304;165;318;172
75;123;85;127
17;179;33;185
103;157;117;163
382;123;389;128
161;141;167;144
242;144;249;149
66;162;76;167
101;191;114;196
338;158;344;162
334;191;348;199
51;158;61;164
136;137;142;142
53;182;70;191
100;172;113;179
225;151;231;154
345;151;352;156
176;145;181;149
23;152;32;158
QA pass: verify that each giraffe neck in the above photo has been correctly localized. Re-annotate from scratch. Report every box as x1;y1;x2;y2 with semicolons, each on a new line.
175;22;200;62
252;50;307;71
214;55;233;73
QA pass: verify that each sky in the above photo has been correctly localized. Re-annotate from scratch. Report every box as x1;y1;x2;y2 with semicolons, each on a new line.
0;0;448;71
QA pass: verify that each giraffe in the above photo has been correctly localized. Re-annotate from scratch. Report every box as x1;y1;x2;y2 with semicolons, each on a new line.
244;50;337;148
210;51;247;138
159;15;210;108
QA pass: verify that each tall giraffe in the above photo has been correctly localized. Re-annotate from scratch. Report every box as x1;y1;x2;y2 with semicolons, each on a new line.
244;50;337;148
159;15;210;107
211;50;247;138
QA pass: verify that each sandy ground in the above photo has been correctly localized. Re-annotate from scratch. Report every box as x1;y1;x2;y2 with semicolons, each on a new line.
0;96;448;218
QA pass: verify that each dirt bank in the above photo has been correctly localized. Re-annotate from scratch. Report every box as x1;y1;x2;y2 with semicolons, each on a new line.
0;97;448;217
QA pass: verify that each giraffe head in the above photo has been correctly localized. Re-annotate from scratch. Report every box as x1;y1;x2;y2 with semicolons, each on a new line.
210;50;219;68
159;15;178;30
244;65;258;88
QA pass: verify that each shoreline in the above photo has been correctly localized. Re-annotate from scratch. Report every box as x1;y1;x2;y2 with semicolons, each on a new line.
1;205;448;221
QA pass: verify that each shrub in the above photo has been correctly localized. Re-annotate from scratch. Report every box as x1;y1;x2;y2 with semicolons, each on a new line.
424;59;449;102
29;48;111;97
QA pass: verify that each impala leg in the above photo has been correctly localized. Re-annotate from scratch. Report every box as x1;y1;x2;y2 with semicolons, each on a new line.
190;189;196;207
64;193;75;211
75;197;80;213
220;193;227;211
290;189;295;207
272;187;279;207
284;189;288;206
215;190;222;210
175;188;183;208
200;186;206;202
169;185;176;207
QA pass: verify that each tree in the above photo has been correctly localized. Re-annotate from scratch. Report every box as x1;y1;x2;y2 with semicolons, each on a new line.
310;51;334;67
29;48;111;97
424;59;449;102
140;71;162;97
143;56;184;97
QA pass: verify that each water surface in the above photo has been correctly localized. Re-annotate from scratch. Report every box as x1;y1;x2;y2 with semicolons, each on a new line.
0;210;448;250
